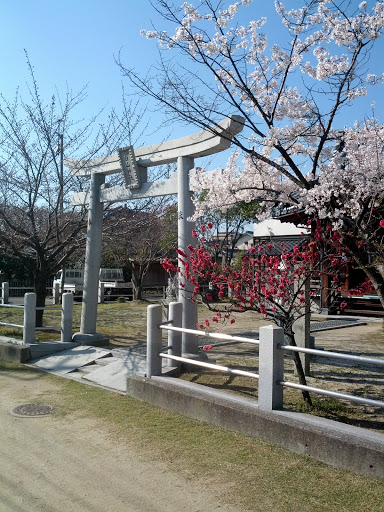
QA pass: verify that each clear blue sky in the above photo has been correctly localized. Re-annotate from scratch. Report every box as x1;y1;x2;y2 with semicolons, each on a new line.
0;0;383;166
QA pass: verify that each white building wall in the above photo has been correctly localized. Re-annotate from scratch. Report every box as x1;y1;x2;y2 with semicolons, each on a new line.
253;218;307;237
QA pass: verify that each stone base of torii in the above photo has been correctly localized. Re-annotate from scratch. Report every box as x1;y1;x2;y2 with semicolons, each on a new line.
67;115;244;357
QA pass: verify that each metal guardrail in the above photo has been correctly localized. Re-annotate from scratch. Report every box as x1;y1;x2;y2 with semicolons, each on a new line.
0;282;53;302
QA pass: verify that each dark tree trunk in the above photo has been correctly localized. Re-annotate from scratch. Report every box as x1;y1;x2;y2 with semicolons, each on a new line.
133;283;143;301
286;330;312;406
33;267;49;327
129;261;150;301
131;264;144;301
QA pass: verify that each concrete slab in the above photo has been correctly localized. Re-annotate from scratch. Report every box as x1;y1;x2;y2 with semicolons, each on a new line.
310;318;367;332
83;354;146;392
28;341;80;359
0;339;30;363
32;346;112;374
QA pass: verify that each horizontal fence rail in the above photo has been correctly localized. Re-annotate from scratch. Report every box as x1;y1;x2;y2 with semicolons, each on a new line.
0;321;23;328
279;344;384;408
280;344;384;366
148;302;384;413
278;380;384;408
160;324;260;345
159;353;260;379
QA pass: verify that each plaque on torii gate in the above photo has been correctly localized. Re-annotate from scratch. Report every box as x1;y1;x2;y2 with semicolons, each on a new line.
68;115;244;355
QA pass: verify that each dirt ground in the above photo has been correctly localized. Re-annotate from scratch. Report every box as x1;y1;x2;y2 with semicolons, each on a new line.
0;369;242;512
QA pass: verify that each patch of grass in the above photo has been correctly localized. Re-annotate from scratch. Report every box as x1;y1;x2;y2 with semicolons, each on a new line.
180;370;259;399
293;397;348;414
0;301;148;344
11;365;381;512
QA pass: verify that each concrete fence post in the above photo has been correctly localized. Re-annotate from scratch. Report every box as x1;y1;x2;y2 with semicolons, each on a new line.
53;282;60;305
258;324;285;411
61;292;73;343
23;293;36;345
147;304;163;377
98;282;104;304
2;282;9;304
168;301;182;368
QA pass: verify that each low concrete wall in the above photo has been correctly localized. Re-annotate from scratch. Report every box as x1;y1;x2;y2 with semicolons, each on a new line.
127;375;384;480
0;337;30;363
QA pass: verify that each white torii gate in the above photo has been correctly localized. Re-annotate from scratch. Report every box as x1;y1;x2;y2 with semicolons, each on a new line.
68;115;244;355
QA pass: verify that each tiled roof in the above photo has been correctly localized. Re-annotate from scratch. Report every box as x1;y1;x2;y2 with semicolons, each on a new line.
253;236;309;256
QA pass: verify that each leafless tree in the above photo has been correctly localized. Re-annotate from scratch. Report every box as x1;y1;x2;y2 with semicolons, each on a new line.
102;203;177;300
0;53;124;325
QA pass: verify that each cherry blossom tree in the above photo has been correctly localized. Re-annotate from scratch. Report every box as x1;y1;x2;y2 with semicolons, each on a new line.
119;0;384;304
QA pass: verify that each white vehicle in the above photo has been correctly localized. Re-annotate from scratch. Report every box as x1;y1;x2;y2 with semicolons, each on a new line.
53;269;84;295
99;268;125;282
53;268;133;300
99;268;133;300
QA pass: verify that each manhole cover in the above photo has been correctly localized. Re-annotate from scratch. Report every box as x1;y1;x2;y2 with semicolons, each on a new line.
9;404;56;418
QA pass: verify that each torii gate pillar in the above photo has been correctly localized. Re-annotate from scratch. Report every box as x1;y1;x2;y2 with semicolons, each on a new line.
177;156;197;354
78;172;106;343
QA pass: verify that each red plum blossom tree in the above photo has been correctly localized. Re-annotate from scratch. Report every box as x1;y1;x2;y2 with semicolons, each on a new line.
162;222;338;404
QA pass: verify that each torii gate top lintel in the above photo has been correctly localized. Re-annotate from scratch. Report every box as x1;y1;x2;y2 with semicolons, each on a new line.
66;115;244;178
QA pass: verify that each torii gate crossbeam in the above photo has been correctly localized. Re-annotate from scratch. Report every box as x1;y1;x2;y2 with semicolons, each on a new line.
68;115;244;356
